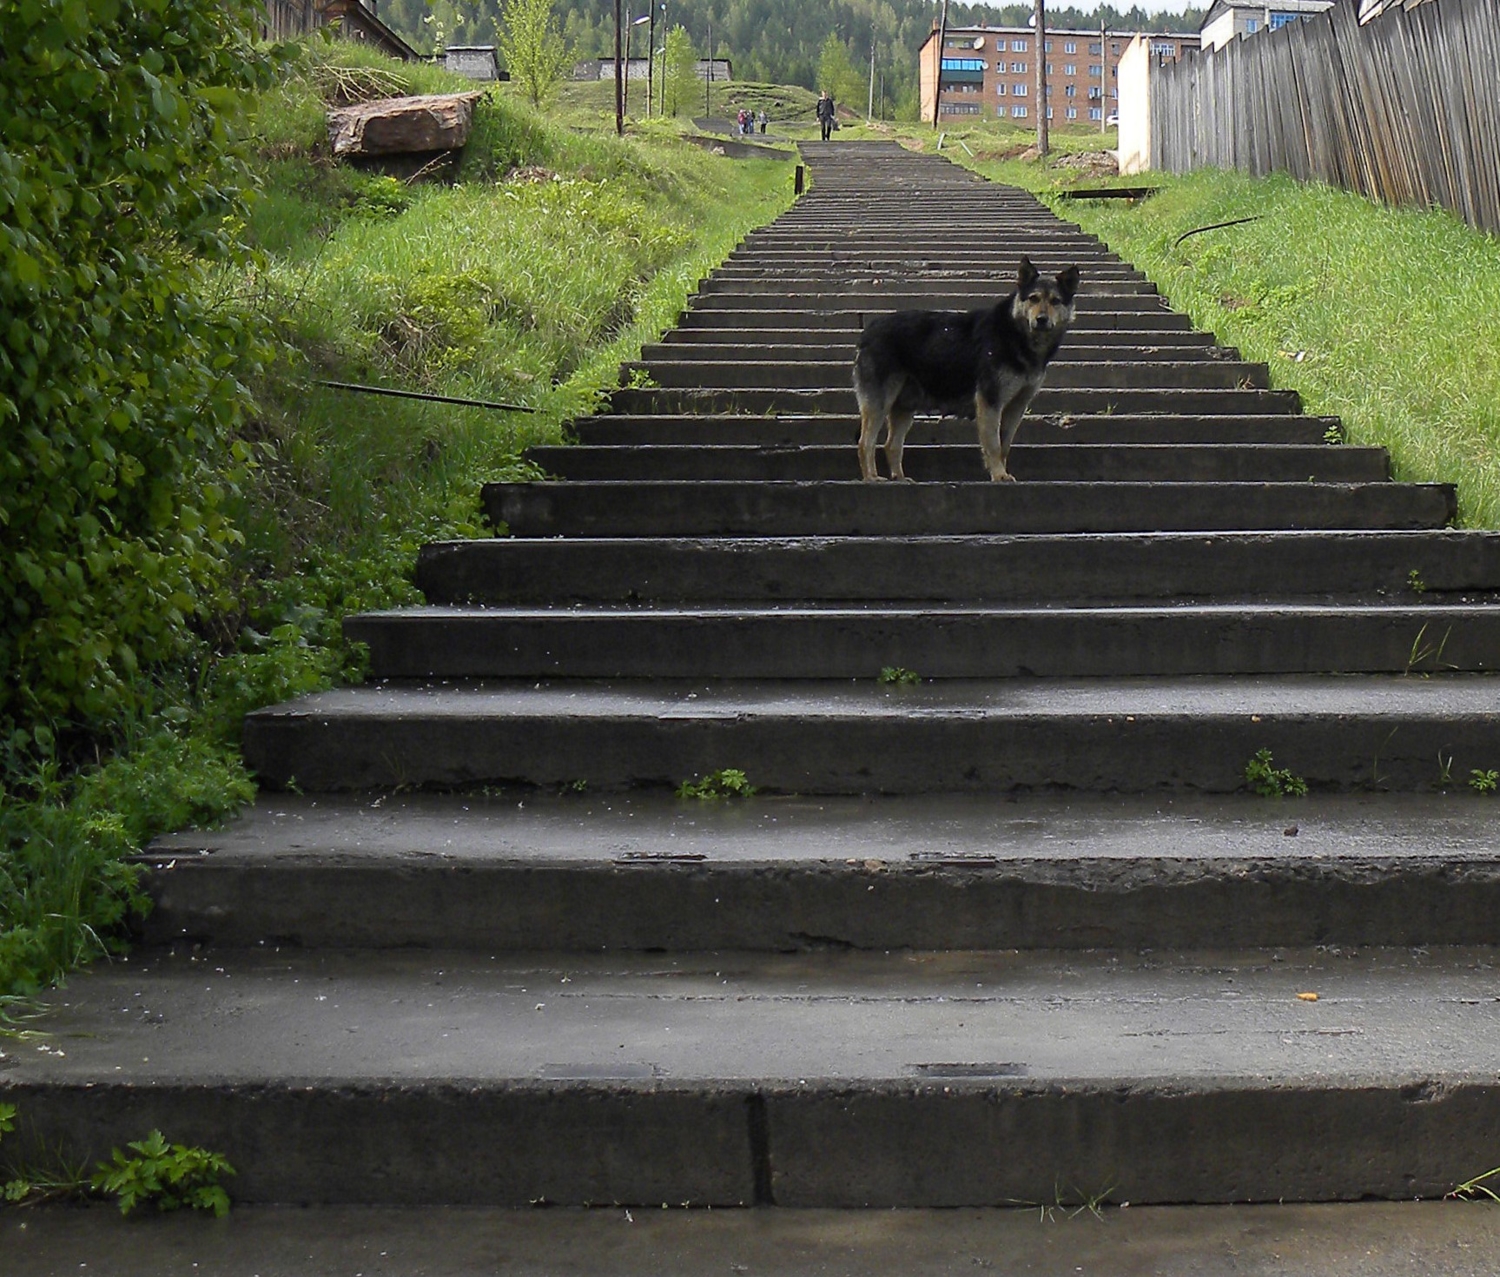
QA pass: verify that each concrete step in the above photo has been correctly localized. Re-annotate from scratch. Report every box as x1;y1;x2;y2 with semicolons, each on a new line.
686;293;1177;314
524;444;1382;483
673;306;1195;330
606;387;1302;416
14;1201;1500;1277
141;791;1500;952
240;675;1500;793
696;276;1161;297
13;943;1500;1205
569;413;1341;446
483;480;1453;538
622;360;1272;392
345;602;1498;680
646;337;1234;359
413;530;1500;605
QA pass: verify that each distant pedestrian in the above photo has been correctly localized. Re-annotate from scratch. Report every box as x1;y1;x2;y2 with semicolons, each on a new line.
816;90;835;141
757;110;768;134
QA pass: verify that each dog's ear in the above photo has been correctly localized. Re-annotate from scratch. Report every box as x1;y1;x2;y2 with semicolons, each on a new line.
1055;265;1080;302
1017;256;1039;291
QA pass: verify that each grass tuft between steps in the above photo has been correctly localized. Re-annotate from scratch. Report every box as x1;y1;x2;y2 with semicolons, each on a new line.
0;41;795;997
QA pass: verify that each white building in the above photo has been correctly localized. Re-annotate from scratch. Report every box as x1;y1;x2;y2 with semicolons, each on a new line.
1198;0;1335;50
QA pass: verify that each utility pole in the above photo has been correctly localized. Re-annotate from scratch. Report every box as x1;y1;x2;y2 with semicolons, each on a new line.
931;0;948;128
1099;17;1107;134
705;18;711;118
614;0;623;136
867;38;875;121
1033;0;1048;156
646;1;656;117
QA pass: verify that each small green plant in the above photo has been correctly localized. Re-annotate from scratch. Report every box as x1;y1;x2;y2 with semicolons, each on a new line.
878;666;921;685
625;368;657;389
1450;1166;1500;1201
1407;568;1427;594
0;1102;90;1206
90;1130;235;1217
676;768;758;800
1245;748;1308;797
1438;752;1455;787
1470;769;1499;794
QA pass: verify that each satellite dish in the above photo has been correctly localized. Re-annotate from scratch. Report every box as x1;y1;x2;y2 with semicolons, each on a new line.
972;35;985;48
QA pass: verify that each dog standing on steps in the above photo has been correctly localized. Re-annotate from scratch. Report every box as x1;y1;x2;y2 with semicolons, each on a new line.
853;257;1080;482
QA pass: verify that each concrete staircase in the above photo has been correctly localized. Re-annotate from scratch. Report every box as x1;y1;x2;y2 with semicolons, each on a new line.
12;143;1500;1229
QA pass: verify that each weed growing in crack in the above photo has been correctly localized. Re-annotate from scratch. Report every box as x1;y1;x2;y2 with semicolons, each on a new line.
1245;748;1308;797
676;769;757;800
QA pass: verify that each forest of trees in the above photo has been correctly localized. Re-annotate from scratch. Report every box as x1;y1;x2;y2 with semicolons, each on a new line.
379;0;1204;118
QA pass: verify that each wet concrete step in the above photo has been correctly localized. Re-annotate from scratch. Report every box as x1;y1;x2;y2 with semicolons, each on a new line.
569;413;1340;446
140;791;1500;952
673;306;1196;330
344;602;1497;680
413;530;1500;604
19;1201;1500;1277
240;675;1500;794
605;387;1302;416
645;337;1233;359
696;276;1160;296
524;444;1384;484
686;293;1175;313
483;480;1453;538
621;360;1272;392
13;943;1500;1205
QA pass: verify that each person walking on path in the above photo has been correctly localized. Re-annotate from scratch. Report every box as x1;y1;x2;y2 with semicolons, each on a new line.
816;91;835;141
757;110;768;134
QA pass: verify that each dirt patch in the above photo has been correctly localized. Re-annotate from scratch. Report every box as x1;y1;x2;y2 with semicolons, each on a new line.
1050;150;1119;180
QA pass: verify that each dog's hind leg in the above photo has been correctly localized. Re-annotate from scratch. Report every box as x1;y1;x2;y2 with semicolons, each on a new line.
884;406;917;481
975;391;1012;482
857;399;885;481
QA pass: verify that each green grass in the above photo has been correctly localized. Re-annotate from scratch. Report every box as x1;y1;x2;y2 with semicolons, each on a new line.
0;41;795;996
956;157;1500;528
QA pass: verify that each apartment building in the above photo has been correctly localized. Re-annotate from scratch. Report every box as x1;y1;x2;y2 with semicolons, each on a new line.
1198;0;1336;50
918;24;1198;124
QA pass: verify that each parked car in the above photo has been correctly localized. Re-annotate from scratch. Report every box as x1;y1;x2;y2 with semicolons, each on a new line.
1105;112;1119;126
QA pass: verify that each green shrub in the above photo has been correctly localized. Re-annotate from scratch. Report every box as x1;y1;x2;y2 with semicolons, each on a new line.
0;0;279;737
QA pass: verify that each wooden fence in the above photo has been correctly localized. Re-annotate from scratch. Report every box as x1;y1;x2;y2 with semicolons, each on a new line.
1150;0;1500;235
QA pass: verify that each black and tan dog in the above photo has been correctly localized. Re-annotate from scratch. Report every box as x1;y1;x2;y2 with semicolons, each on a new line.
853;257;1080;482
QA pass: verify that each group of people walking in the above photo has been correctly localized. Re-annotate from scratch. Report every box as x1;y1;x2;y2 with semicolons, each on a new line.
729;92;836;141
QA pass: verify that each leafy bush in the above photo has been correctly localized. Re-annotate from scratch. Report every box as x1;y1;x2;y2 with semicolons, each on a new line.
0;0;279;737
92;1130;235;1217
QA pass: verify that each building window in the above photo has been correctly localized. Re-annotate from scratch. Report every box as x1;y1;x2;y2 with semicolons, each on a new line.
940;102;981;115
1012;105;1027;117
1011;38;1027;51
1064;62;1076;74
1088;85;1101;98
995;82;1006;95
1064;40;1076;53
1064;83;1075;97
941;58;985;71
1088;41;1101;54
1269;12;1299;27
1010;60;1026;72
1245;17;1260;30
1043;40;1052;51
1151;40;1176;55
1065;106;1077;119
1045;62;1053;74
1045;106;1053;118
1089;64;1102;76
1013;81;1026;95
1089;106;1102;120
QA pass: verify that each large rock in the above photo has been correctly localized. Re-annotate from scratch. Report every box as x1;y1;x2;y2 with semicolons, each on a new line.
328;92;483;156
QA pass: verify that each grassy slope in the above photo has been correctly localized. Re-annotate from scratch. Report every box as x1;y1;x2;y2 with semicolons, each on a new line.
0;45;795;996
950;145;1500;528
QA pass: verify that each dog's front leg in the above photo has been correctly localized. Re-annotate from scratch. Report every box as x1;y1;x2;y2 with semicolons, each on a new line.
996;388;1037;482
975;392;1011;482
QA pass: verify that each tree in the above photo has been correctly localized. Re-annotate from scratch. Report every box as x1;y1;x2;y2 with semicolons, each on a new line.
663;25;697;118
500;0;572;107
816;33;863;108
